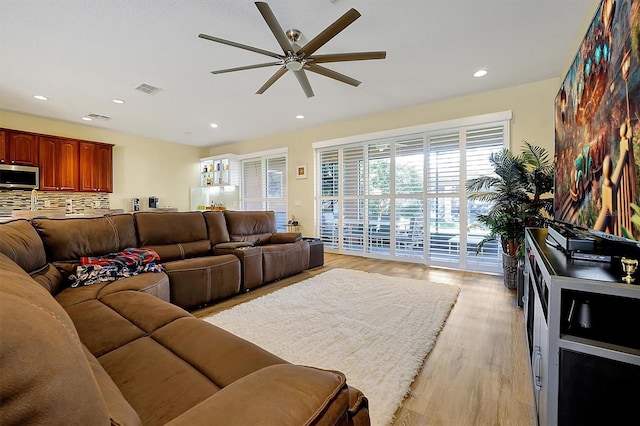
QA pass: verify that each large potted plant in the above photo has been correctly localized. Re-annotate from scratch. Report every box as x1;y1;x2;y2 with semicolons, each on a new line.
465;142;554;289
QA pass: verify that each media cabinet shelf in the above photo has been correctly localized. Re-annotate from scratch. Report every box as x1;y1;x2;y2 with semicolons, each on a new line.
524;228;640;426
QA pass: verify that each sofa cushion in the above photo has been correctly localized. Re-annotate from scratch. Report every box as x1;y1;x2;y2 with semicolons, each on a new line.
32;214;137;262
0;219;47;274
202;210;231;245
143;240;212;262
82;345;142;426
135;212;212;261
224;210;277;235
165;364;349;426
135;211;208;245
99;336;220;426
0;253;112;425
55;272;170;308
64;290;192;358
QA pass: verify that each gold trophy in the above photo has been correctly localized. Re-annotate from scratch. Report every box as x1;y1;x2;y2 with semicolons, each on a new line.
621;257;638;284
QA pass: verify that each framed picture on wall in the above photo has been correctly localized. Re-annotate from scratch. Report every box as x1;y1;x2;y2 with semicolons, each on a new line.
296;164;308;179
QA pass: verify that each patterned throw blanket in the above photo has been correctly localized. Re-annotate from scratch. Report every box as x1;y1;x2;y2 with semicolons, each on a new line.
70;248;164;287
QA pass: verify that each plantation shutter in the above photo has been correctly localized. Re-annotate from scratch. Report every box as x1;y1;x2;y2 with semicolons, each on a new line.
426;131;461;262
395;136;425;258
242;159;264;210
240;153;288;231
342;146;365;252
265;156;287;230
319;150;339;248
465;125;504;267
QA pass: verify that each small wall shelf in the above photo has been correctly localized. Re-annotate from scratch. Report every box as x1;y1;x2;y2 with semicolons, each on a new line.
200;154;239;187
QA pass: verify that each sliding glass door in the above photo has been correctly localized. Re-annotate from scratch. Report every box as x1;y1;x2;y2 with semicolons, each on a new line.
316;116;507;273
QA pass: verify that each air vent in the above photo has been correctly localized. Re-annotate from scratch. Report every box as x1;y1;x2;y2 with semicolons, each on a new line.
135;83;162;95
86;113;111;121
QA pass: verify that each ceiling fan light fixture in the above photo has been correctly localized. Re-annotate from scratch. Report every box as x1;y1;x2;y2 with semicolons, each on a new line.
473;69;488;78
210;123;219;128
285;57;305;71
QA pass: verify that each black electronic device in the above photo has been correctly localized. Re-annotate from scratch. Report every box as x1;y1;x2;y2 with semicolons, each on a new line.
547;222;596;252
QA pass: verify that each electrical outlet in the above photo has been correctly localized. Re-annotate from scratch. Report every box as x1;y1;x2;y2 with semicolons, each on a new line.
44;200;51;208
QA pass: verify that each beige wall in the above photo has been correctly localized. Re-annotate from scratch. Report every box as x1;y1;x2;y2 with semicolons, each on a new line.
207;78;561;236
0;110;201;211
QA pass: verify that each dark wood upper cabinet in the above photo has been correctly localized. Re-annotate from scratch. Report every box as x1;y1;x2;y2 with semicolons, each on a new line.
79;141;113;193
1;128;113;193
0;130;6;164
4;131;39;166
39;136;79;191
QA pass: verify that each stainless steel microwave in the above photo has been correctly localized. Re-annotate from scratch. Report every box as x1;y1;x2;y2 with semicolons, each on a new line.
0;164;40;189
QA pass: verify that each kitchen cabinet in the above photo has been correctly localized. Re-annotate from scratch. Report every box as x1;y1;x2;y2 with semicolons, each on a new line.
524;228;640;425
79;142;113;193
0;130;6;164
39;137;79;191
0;130;39;166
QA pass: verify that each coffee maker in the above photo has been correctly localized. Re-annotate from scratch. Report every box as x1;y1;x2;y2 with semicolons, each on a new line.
148;196;159;209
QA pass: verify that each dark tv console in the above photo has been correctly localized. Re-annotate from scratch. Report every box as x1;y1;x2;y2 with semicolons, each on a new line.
524;228;640;426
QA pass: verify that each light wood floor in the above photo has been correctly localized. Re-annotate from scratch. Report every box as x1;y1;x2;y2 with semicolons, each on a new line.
193;253;536;426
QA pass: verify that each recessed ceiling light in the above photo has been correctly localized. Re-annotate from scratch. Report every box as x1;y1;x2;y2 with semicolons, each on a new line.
295;115;305;119
33;95;48;101
112;99;125;104
210;123;218;128
473;69;488;78
81;116;93;121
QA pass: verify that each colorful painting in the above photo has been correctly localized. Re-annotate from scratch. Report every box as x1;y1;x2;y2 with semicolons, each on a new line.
554;0;640;239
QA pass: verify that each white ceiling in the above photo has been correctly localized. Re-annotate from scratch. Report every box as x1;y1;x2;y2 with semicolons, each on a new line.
0;0;595;148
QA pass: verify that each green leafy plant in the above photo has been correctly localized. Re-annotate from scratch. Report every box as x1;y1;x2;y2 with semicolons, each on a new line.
465;141;554;258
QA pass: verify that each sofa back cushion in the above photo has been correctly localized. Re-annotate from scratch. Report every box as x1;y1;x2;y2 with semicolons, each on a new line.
224;211;277;243
32;214;137;262
134;212;211;261
0;253;112;425
202;211;231;245
0;219;47;274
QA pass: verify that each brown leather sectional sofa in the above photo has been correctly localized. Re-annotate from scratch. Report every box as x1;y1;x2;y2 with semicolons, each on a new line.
0;212;369;425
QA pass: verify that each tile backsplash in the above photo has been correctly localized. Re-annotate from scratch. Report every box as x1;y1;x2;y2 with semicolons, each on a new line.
0;190;109;216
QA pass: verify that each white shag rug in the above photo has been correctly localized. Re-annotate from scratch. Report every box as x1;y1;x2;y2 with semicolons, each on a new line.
204;268;460;426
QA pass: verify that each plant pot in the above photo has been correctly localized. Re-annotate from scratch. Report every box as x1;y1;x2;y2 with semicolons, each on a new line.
502;252;518;290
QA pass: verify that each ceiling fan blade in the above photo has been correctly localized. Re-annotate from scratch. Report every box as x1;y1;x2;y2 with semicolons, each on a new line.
298;8;361;57
256;66;288;94
255;2;293;54
293;69;315;98
306;63;361;87
198;33;282;60
311;51;386;63
211;61;282;75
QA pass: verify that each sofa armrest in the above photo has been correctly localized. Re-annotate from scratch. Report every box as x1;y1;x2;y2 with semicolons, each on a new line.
166;364;353;426
214;241;255;249
269;232;302;244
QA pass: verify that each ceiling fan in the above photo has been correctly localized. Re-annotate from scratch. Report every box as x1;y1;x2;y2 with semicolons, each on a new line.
198;2;386;98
